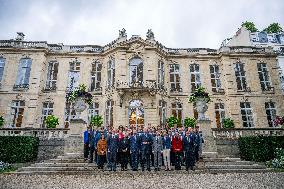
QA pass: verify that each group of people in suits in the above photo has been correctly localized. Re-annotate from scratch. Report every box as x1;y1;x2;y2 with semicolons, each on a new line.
83;125;204;172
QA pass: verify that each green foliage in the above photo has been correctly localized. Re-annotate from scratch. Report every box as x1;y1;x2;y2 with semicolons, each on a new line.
222;118;235;128
167;115;178;128
0;136;39;163
66;84;93;105
188;86;211;105
263;23;283;33
45;115;59;129
238;136;284;162
267;148;284;169
90;115;103;127
242;21;258;32
184;117;196;128
0;116;4;128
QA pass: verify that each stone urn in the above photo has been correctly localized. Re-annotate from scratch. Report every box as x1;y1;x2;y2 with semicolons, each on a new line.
73;97;87;117
194;97;209;120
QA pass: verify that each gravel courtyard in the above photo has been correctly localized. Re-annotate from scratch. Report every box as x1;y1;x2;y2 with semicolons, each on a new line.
1;172;284;189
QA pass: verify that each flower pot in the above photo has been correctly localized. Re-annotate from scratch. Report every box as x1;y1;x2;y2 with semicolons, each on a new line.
194;97;208;120
73;97;87;113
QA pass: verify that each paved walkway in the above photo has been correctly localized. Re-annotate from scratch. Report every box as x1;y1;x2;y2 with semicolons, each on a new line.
1;172;284;189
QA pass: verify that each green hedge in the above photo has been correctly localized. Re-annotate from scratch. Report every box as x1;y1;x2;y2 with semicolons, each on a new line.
0;136;39;163
239;136;284;162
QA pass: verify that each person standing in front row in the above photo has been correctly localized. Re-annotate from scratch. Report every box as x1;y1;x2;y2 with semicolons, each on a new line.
107;130;119;171
83;127;91;161
97;133;107;170
152;130;163;171
183;130;195;171
140;128;153;171
119;132;130;171
130;129;140;171
162;130;171;171
172;132;183;170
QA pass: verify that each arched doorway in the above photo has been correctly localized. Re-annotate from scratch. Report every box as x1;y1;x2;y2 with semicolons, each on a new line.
128;99;144;129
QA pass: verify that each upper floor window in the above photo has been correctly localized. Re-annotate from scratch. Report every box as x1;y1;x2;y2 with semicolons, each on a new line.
10;100;25;127
129;57;143;85
88;102;99;123
67;61;80;91
0;57;6;85
210;65;222;92
234;62;247;91
45;61;59;90
257;63;271;91
41;102;54;128
171;102;182;121
189;64;201;92
158;61;165;88
169;64;181;92
15;58;32;88
240;102;254;127
91;61;102;91
159;100;167;126
215;103;225;128
265;102;276;127
105;100;114;127
107;58;115;89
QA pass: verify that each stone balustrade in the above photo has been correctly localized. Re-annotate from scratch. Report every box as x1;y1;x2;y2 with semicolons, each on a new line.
212;127;284;139
0;128;69;139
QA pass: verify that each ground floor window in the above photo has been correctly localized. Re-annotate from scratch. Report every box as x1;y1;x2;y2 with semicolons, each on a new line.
265;102;276;127
215;103;225;128
158;100;167;127
41;102;54;128
171;102;182;121
88;102;99;123
240;102;254;127
106;100;114;128
10;100;25;127
128;99;144;129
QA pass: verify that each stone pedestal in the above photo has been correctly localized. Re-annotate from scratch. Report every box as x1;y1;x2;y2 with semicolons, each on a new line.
197;120;218;158
69;119;87;136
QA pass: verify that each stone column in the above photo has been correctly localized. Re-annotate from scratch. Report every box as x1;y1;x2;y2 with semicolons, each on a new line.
197;120;218;158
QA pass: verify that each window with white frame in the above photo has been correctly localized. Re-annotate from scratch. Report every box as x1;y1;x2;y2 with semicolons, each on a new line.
0;57;5;85
64;102;79;128
107;58;115;89
158;61;165;88
190;64;201;92
234;62;247;91
159;100;167;126
15;58;32;88
257;63;271;91
41;102;54;128
10;100;25;127
240;102;254;127
129;57;143;85
171;102;182;121
91;61;102;91
215;103;225;128
45;61;59;90
105;100;114;127
265;102;277;127
67;61;80;91
169;64;181;92
210;65;222;92
88;102;99;122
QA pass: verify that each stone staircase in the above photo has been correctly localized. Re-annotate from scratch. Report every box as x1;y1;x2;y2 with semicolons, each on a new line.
15;153;271;175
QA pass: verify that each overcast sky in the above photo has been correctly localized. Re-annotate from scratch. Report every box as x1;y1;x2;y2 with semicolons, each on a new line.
0;0;283;48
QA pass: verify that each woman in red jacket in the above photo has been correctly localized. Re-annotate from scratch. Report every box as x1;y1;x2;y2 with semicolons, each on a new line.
171;132;183;170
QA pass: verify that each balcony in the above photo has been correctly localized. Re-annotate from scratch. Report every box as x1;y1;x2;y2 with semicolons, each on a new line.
89;87;103;95
170;87;183;94
262;86;275;94
13;84;29;91
237;87;251;93
212;88;225;95
43;86;57;92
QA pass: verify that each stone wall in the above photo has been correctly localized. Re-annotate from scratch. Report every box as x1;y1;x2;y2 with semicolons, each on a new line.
37;138;65;162
215;138;240;158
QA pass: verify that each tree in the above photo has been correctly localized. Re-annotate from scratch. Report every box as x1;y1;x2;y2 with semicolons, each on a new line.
241;21;258;32
263;23;283;33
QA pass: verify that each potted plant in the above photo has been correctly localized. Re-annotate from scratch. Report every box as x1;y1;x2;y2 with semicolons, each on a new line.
45;115;59;129
188;87;211;120
184;117;196;128
0;116;4;128
222;118;235;129
167;115;178;128
90;115;103;128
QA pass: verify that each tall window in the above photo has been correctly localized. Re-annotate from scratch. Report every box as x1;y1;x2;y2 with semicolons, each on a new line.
107;58;115;89
128;100;144;128
234;62;247;91
0;57;5;85
45;61;59;90
91;61;102;91
159;100;167;126
265;102;276;127
67;61;80;91
88;102;99;122
215;103;225;128
169;64;181;92
15;58;32;88
129;57;143;85
210;65;221;92
190;64;201;92
105;100;114;127
64;102;79;128
240;102;254;127
257;63;271;91
41;102;54;127
10;100;25;127
158;61;165;88
171;102;182;121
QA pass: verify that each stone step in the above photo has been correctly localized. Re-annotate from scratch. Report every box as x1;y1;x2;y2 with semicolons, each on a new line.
31;163;97;167
19;166;99;172
202;157;242;162
208;168;271;174
205;161;261;166
45;159;86;163
206;164;266;169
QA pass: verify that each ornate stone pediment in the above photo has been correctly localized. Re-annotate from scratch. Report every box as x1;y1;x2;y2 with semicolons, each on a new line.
128;42;145;53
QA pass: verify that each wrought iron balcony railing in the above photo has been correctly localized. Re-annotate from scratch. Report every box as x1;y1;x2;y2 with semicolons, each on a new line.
13;84;29;90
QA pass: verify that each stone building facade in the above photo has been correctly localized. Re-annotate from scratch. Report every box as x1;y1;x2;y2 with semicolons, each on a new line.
0;30;283;129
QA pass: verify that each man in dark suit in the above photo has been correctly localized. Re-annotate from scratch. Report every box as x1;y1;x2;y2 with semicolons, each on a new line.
107;130;119;171
183;129;196;171
140;128;153;171
129;129;140;171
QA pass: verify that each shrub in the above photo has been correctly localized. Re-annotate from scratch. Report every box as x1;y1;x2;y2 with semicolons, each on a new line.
45;115;59;129
263;23;283;33
239;136;284;162
223;118;235;128
0;161;11;172
0;136;39;163
267;148;284;169
0;116;4;128
242;21;258;32
167;116;178;128
90;115;103;127
188;86;211;105
184;117;196;128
